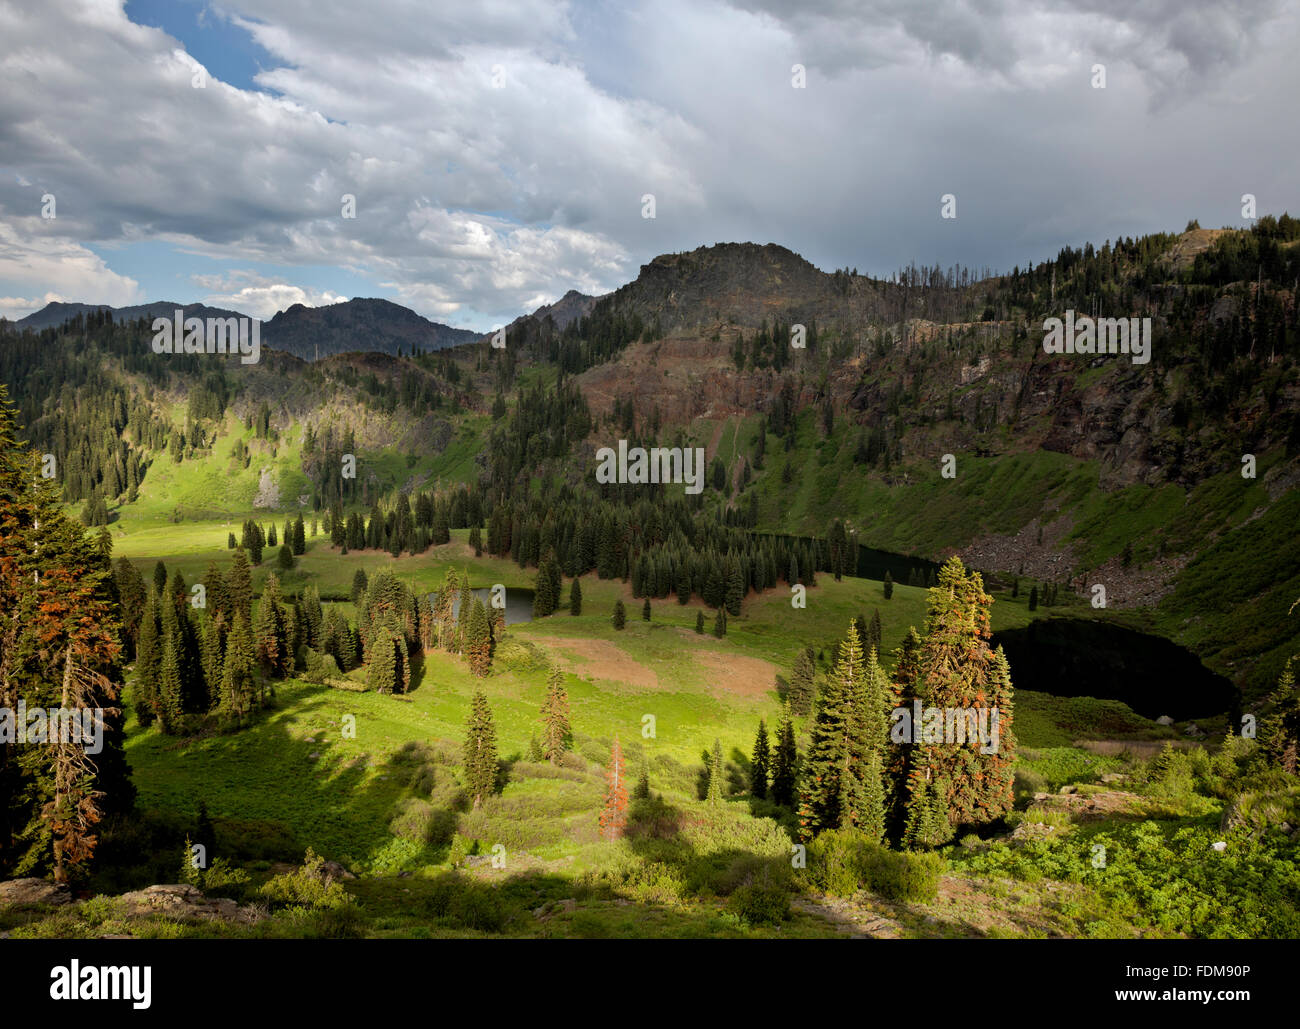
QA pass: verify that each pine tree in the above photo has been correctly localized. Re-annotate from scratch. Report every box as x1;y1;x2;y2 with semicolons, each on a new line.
798;621;870;836
883;570;893;600
351;568;369;606
712;607;727;637
254;574;288;680
750;719;770;799
464;596;492;677
277;542;294;569
569;577;582;615
134;590;163;726
599;737;629;839
868;609;883;655
694;610;705;634
227;547;253;625
1028;585;1038;611
223;609;257;719
540;666;571;764
292;514;306;555
771;707;799;807
706;738;725;805
641;597;651;621
1262;658;1300;773
911;556;1016;832
463;691;499;808
158;634;184;733
612;599;626;630
634;760;651;800
788;646;817;715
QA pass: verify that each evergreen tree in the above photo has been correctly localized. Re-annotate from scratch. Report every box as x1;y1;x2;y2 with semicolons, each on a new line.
464;596;492;677
712;606;727;638
642;597;651;621
540;666;571;764
292;514;306;555
277;543;294;570
868;609;883;655
351;568;369;606
706;738;725;805
771;707;799;807
569;577;582;615
694;610;705;634
751;719;771;799
612;599;626;630
1028;585;1038;611
1262;658;1300;773
254;574;289;680
227;547;253;625
220;611;256;725
463;690;499;808
788;646;817;715
910;556;1016;833
883;570;893;600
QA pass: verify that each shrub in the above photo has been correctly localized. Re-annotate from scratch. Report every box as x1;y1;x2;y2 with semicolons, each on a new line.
728;873;791;926
258;849;351;909
802;828;943;902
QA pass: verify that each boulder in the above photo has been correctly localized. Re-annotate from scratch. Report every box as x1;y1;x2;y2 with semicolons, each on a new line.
1156;715;1175;726
118;884;264;925
0;878;71;907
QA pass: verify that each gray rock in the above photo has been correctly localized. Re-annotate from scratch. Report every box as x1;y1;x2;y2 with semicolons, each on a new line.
1156;715;1175;726
0;878;71;906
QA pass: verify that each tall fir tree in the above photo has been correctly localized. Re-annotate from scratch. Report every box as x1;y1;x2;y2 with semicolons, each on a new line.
750;719;771;799
540;665;571;764
706;738;725;805
771;706;799;807
463;690;499;808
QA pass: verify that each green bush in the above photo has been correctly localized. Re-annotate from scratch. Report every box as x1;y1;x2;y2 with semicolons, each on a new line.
258;849;351;909
728;872;791;926
802;828;943;902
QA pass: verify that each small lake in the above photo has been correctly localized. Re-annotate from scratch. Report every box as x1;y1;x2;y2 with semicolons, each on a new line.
992;618;1239;722
749;531;941;583
430;587;535;626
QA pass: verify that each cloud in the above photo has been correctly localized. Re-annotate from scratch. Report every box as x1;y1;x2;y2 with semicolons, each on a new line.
0;218;142;320
0;0;1296;331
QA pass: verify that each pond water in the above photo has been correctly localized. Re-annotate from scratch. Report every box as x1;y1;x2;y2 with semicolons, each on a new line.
430;586;535;626
991;618;1239;722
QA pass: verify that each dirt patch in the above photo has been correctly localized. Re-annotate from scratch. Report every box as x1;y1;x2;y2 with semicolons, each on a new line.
693;649;779;698
529;636;662;692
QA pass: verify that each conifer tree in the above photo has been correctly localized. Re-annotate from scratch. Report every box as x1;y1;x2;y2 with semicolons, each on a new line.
911;556;1016;832
788;646;817;715
569;577;582;615
612;599;626;630
771;707;799;807
706;738;725;805
292;514;306;555
599;737;629;839
351;568;369;606
158;635;184;733
463;690;499;808
540;666;571;764
134;590;163;726
751;719;770;799
1262;658;1300;773
464;596;492;677
220;610;256;725
227;547;253;625
642;597;651;621
712;606;727;637
694;610;705;634
883;570;893;599
254;574;289;680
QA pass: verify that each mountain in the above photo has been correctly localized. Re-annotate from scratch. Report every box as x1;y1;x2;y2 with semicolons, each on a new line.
12;300;246;332
260;297;479;360
9;297;480;361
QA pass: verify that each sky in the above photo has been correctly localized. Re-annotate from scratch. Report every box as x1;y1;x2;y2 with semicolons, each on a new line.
0;0;1297;332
